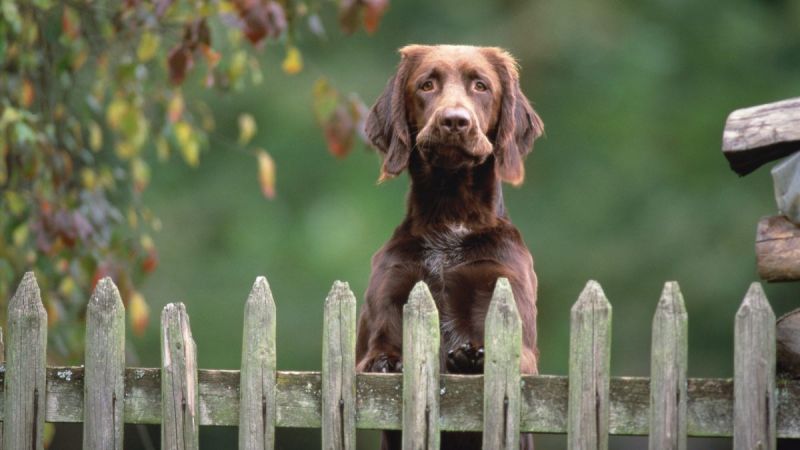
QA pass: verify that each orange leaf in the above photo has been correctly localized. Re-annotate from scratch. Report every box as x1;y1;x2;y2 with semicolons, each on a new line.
256;150;276;199
21;79;34;108
362;0;389;35
129;290;150;336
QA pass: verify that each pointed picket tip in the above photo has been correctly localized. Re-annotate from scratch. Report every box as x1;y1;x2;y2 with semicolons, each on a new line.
655;281;686;317
736;282;773;318
408;281;437;312
572;279;610;313
491;277;517;308
325;280;355;307
161;302;189;322
89;277;124;310
246;276;274;308
9;271;43;311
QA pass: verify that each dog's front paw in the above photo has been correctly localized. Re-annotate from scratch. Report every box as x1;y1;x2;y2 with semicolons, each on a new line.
368;353;403;373
446;342;484;374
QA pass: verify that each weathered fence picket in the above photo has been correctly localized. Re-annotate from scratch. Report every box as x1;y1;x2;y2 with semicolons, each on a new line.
734;282;776;450
483;278;522;450
649;281;688;450
0;274;796;447
4;272;47;450
567;280;612;450
239;277;277;450
83;277;126;450
402;281;440;450
321;281;357;450
161;303;199;450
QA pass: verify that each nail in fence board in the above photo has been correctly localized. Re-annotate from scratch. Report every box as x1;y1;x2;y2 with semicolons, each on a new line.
648;282;688;450
402;282;440;450
83;278;126;449
239;277;277;450
321;281;357;450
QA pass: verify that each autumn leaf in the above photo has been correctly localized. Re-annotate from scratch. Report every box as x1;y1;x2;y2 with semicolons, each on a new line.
256;150;276;199
167;45;193;85
323;105;356;158
137;32;160;62
238;113;257;144
234;0;287;45
88;121;103;151
363;0;389;34
282;45;303;75
338;0;360;35
131;158;150;192
129;290;150;336
168;94;184;123
21;78;34;108
174;121;200;167
61;7;80;40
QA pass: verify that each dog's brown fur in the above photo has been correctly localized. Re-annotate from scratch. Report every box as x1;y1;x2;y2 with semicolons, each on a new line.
356;45;543;449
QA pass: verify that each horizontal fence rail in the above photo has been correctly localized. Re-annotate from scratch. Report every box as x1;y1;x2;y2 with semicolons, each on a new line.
0;272;798;450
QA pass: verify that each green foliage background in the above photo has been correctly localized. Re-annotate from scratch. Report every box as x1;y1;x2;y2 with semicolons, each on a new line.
44;0;800;448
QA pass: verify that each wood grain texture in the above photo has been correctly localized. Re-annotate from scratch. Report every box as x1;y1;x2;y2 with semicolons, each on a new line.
482;278;522;450
3;272;47;450
649;282;688;450
83;277;126;450
722;97;800;175
402;282;440;450
161;303;199;450
0;369;797;436
239;277;276;450
321;281;357;450
567;280;612;450
733;283;776;450
777;308;800;378
756;215;800;282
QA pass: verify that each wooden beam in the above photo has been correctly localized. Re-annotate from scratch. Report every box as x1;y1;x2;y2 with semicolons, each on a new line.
722;97;800;175
756;215;800;282
4;368;800;437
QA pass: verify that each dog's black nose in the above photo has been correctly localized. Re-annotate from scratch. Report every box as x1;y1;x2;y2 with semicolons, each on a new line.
439;108;471;134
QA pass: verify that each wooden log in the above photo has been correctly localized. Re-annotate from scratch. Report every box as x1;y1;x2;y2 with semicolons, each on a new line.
83;277;126;450
321;281;357;450
1;368;800;437
722;97;800;175
734;283;776;450
649;282;688;450
239;277;277;450
161;303;199;450
756;215;800;282
3;272;47;450
777;308;800;378
482;278;522;450
402;282;440;450
567;280;612;450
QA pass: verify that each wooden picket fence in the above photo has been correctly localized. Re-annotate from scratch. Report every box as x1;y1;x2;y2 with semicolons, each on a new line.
1;272;799;449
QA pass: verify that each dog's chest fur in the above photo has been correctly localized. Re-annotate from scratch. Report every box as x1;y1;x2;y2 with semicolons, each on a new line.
420;223;472;274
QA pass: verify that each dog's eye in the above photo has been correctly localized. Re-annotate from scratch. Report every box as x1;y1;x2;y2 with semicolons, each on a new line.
474;81;488;92
420;80;434;92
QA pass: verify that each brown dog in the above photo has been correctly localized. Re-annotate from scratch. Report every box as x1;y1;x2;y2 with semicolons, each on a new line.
356;45;542;449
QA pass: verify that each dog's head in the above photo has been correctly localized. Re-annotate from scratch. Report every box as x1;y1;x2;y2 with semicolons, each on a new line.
365;45;544;185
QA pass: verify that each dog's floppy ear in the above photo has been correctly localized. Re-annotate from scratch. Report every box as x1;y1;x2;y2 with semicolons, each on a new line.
486;49;544;186
365;46;422;180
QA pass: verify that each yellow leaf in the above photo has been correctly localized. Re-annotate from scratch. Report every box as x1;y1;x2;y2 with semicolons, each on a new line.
58;277;75;297
282;46;303;75
128;207;138;229
129;290;150;336
238;113;257;145
168;94;184;123
106;98;127;130
131;158;150;192
81;168;96;189
175;122;199;167
12;223;28;247
257;150;276;199
137;32;160;62
229;50;248;83
89;121;102;151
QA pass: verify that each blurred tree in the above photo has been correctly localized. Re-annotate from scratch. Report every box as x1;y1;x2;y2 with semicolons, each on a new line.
0;0;387;363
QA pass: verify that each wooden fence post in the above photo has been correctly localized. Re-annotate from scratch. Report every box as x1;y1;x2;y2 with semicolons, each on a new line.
239;277;277;450
83;277;126;450
567;280;612;450
649;281;688;450
402;281;440;450
161;302;199;450
734;283;776;450
321;281;357;450
3;272;47;450
483;278;522;450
